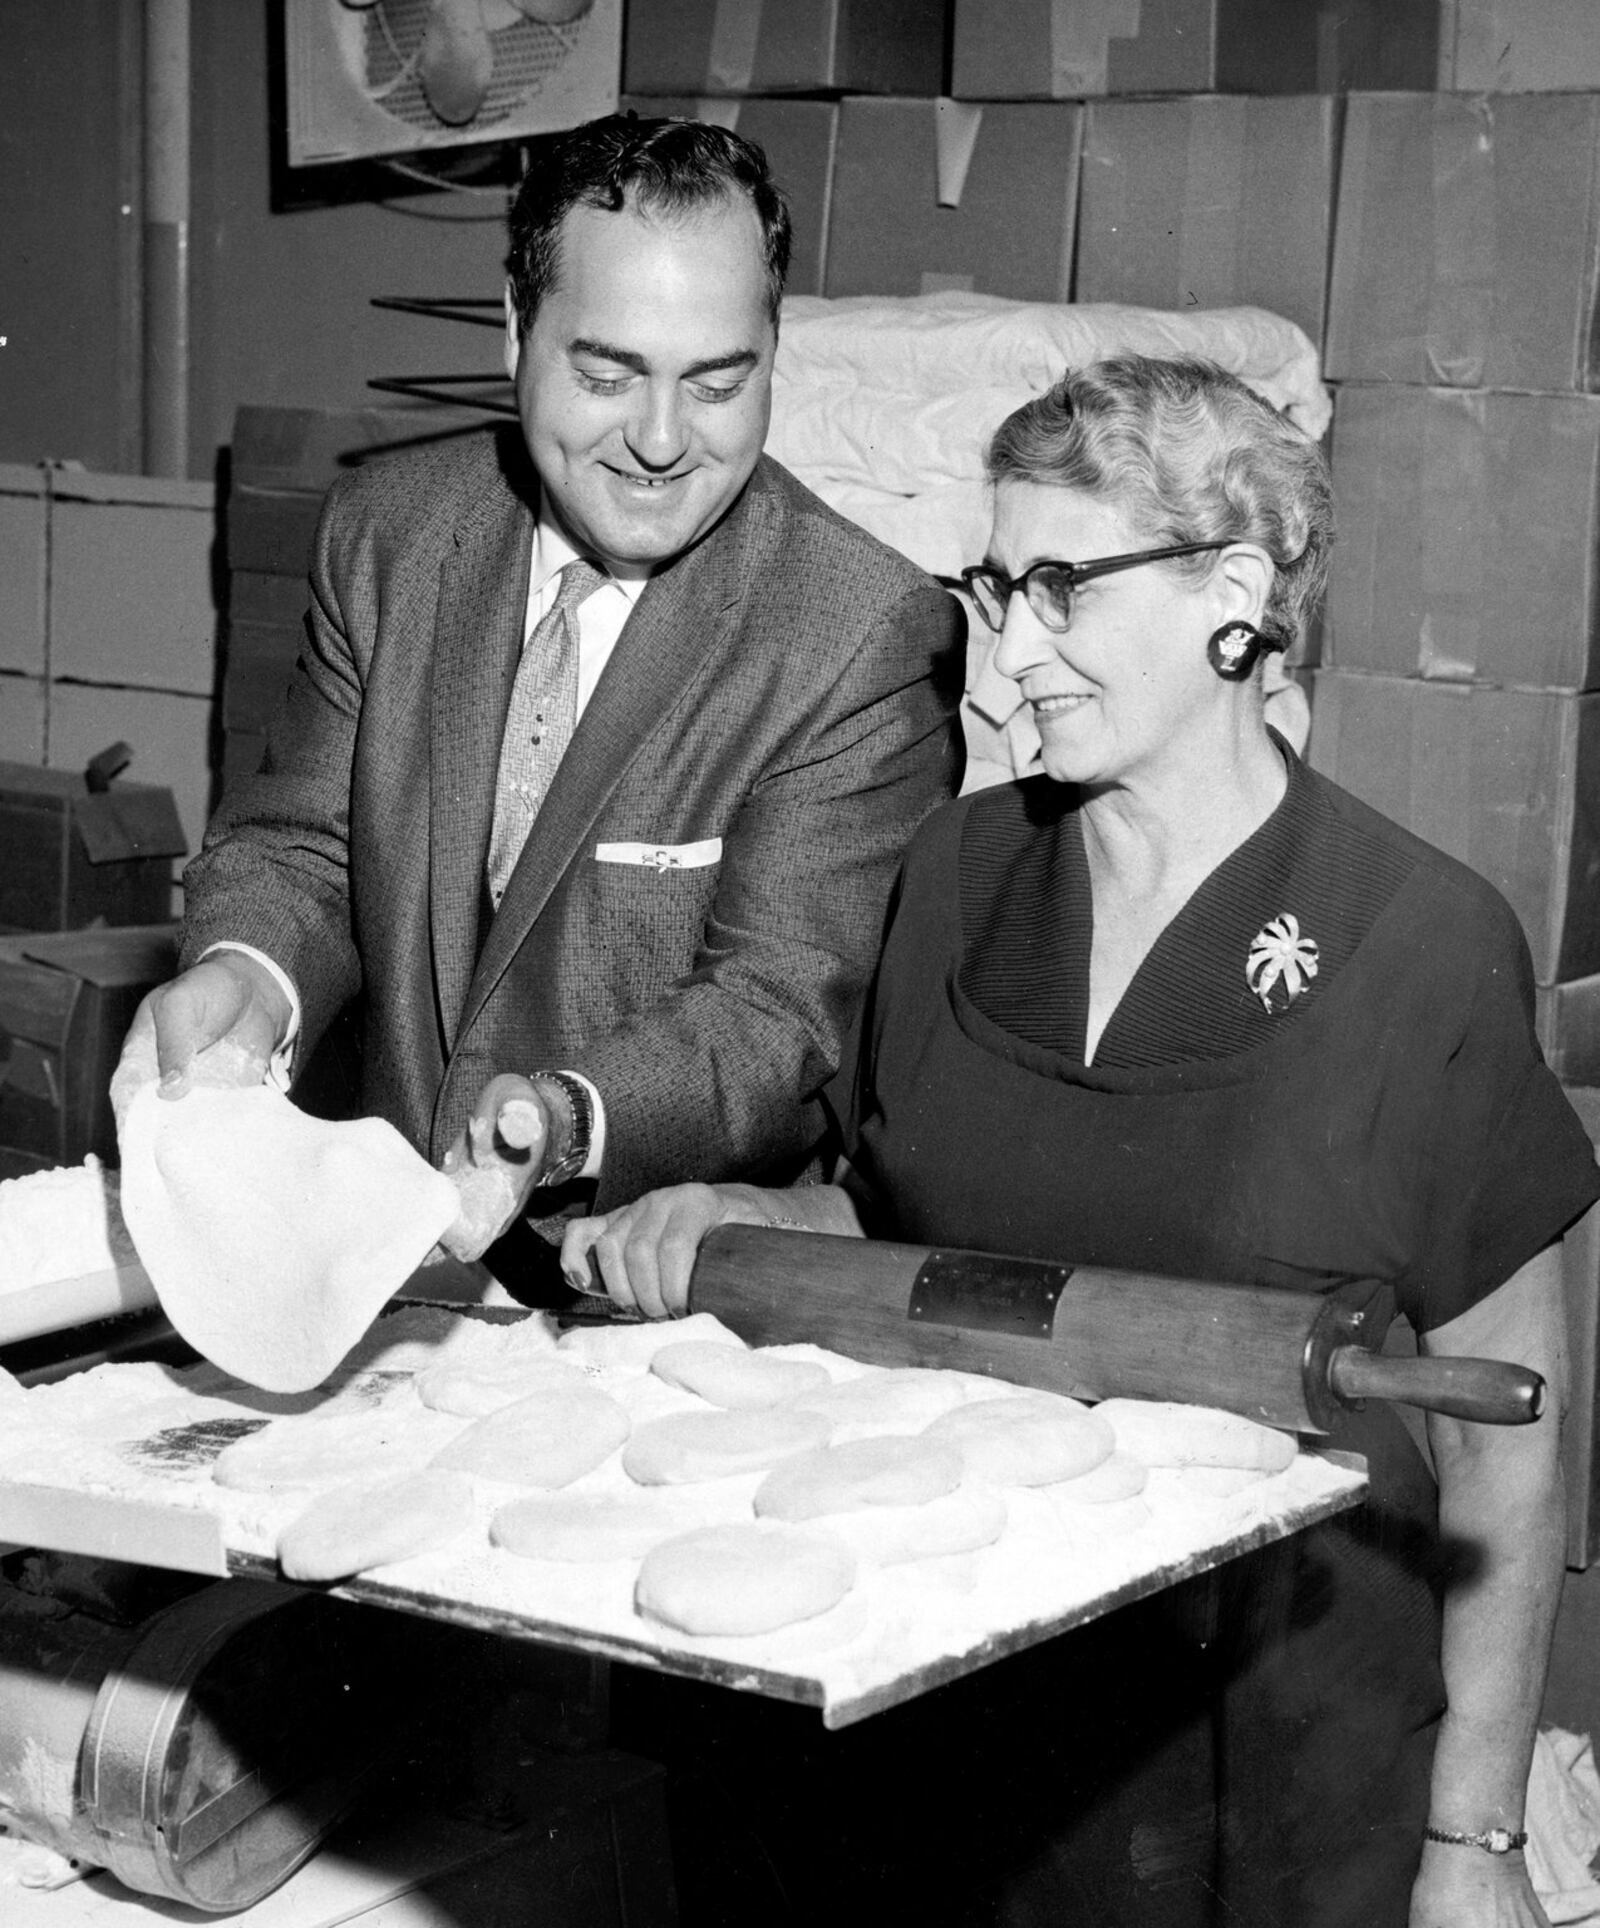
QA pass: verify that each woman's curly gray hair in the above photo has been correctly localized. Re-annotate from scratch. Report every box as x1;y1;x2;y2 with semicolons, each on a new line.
985;355;1333;647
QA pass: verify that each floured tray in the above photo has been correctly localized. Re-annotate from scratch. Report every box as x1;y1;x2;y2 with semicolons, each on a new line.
0;1305;1367;1730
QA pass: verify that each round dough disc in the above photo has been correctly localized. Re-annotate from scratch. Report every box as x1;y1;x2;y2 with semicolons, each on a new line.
792;1368;971;1439
1093;1398;1298;1472
491;1491;685;1563
649;1341;833;1410
431;1383;630;1488
636;1522;856;1636
753;1434;964;1521
1043;1451;1148;1504
819;1485;1008;1567
277;1469;477;1580
623;1408;833;1486
416;1354;583;1418
924;1395;1114;1487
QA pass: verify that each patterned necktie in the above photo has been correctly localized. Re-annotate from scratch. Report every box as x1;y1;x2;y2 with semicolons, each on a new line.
487;557;607;907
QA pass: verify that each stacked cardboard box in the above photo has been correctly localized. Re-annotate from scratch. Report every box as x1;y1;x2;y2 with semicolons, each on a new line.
1075;93;1339;352
825;97;1083;300
1312;91;1600;1077
950;0;1436;98
0;464;216;883
618;96;838;295
223;404;488;782
622;0;946;98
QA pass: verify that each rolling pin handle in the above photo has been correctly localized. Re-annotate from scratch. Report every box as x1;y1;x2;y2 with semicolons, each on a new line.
1327;1348;1546;1425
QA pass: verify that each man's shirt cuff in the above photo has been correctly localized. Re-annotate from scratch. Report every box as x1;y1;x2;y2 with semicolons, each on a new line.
197;942;300;1093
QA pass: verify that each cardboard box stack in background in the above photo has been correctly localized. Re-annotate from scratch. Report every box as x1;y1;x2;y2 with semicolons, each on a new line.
622;0;946;98
1310;89;1600;1082
0;465;217;862
1075;93;1339;352
223;404;488;784
950;0;1437;99
825;98;1083;300
618;96;838;296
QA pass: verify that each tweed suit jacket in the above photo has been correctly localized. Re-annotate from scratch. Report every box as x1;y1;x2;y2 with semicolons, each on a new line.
183;427;963;1210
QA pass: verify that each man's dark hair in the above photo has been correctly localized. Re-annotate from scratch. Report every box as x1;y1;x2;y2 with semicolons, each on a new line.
506;114;792;335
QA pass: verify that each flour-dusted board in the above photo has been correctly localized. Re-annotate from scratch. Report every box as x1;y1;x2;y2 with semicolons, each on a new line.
0;1305;1366;1730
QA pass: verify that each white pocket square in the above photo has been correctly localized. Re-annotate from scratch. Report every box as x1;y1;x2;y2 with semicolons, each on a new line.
594;838;722;870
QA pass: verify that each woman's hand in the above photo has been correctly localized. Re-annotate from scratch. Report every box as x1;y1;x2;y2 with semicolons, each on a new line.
562;1182;863;1320
560;1184;784;1320
1409;1841;1550;1927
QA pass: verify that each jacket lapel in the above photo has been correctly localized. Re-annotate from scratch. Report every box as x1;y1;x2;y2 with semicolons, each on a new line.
429;476;534;1052
458;469;776;1043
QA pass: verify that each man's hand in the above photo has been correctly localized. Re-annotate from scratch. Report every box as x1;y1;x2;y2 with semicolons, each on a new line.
111;953;292;1131
438;1074;556;1262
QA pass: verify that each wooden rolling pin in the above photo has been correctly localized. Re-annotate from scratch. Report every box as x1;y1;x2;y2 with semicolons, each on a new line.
686;1227;1544;1436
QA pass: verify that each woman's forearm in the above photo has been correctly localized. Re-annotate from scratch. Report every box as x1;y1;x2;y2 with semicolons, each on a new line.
1425;1433;1565;1831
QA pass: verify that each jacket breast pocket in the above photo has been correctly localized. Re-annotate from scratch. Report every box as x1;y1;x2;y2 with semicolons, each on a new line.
585;852;724;997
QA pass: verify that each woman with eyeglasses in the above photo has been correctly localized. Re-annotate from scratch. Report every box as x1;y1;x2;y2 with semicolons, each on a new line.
562;356;1598;1928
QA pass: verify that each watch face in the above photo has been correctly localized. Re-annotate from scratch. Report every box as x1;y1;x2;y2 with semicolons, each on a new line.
1486;1830;1515;1854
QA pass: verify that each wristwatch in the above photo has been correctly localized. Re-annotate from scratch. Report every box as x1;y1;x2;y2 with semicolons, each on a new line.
1423;1824;1528;1855
528;1070;593;1187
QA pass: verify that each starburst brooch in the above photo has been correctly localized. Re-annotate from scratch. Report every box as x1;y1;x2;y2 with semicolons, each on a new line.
1246;913;1319;1014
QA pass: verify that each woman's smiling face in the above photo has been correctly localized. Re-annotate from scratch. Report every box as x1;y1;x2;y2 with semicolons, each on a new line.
986;480;1224;790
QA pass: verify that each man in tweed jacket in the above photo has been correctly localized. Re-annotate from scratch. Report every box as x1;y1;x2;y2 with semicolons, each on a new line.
124;117;961;1290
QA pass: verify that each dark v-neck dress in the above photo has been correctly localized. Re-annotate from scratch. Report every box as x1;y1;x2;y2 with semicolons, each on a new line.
827;742;1600;1926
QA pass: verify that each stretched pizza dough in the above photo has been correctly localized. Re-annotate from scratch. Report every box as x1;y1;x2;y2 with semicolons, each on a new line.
753;1435;964;1521
431;1382;630;1488
650;1341;833;1410
119;1082;460;1394
924;1396;1115;1487
623;1408;834;1485
277;1469;477;1580
635;1522;857;1636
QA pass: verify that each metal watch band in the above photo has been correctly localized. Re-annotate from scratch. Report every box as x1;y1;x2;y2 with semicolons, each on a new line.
529;1070;592;1187
1423;1825;1527;1855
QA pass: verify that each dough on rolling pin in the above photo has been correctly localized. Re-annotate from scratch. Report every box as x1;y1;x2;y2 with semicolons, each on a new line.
923;1395;1114;1487
118;1082;459;1394
753;1434;964;1521
650;1340;833;1409
213;1402;466;1492
431;1383;630;1488
277;1468;477;1580
623;1408;833;1485
636;1522;856;1636
791;1367;972;1439
816;1485;1008;1566
1093;1399;1297;1472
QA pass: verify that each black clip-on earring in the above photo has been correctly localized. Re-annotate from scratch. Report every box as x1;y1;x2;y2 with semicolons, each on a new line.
1207;621;1284;682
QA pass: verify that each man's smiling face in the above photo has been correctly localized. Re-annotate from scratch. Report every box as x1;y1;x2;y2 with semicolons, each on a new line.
505;194;775;575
